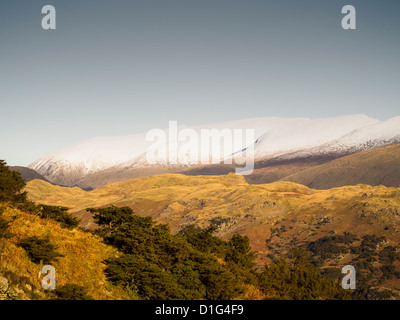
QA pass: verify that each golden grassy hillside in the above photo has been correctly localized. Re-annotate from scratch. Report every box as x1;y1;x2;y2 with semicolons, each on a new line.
0;205;130;300
25;173;400;255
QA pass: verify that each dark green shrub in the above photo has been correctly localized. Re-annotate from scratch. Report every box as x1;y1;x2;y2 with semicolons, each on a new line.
225;234;257;270
258;256;351;300
18;236;64;264
38;205;79;229
320;268;342;282
89;206;249;300
51;284;92;300
0;217;13;239
182;225;227;256
0;160;27;204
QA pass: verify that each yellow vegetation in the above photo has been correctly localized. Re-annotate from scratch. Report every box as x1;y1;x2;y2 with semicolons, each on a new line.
25;173;400;264
0;205;130;300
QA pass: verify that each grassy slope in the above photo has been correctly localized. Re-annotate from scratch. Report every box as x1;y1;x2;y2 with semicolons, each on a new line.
0;205;130;300
282;143;400;189
244;159;326;185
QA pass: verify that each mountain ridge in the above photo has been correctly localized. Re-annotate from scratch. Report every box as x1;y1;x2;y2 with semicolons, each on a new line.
28;114;400;188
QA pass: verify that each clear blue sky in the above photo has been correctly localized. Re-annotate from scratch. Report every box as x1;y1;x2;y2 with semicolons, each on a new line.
1;0;399;166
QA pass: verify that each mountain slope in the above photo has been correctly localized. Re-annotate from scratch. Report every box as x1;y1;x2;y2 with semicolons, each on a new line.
9;166;49;183
244;158;327;185
282;143;400;189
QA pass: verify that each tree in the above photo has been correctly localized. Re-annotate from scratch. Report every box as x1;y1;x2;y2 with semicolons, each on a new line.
18;236;64;264
197;260;243;300
38;205;80;229
226;234;257;270
0;206;13;240
0;217;13;239
258;250;351;300
0;160;27;204
105;254;192;300
87;206;136;230
90;206;245;300
183;225;227;256
89;206;351;300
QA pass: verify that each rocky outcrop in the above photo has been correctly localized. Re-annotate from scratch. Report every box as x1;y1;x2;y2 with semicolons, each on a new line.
0;276;18;300
0;275;34;300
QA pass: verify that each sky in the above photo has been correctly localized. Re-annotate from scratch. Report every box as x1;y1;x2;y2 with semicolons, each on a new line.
0;0;399;166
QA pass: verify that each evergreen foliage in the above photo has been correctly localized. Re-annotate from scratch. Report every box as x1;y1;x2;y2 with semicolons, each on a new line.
182;225;227;256
226;234;257;270
0;217;13;239
0;160;27;204
37;205;80;229
0;207;13;239
51;284;93;300
258;257;351;300
18;236;64;264
306;232;400;300
88;206;246;300
89;206;349;300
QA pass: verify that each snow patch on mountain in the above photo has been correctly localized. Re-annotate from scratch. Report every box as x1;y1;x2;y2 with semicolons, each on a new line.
253;114;380;160
275;116;400;160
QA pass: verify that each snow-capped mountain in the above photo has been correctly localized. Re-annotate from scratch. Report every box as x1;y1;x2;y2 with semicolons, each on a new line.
28;134;148;186
28;114;400;187
28;117;304;185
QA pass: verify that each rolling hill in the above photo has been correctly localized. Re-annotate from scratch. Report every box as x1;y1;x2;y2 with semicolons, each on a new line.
25;173;400;240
